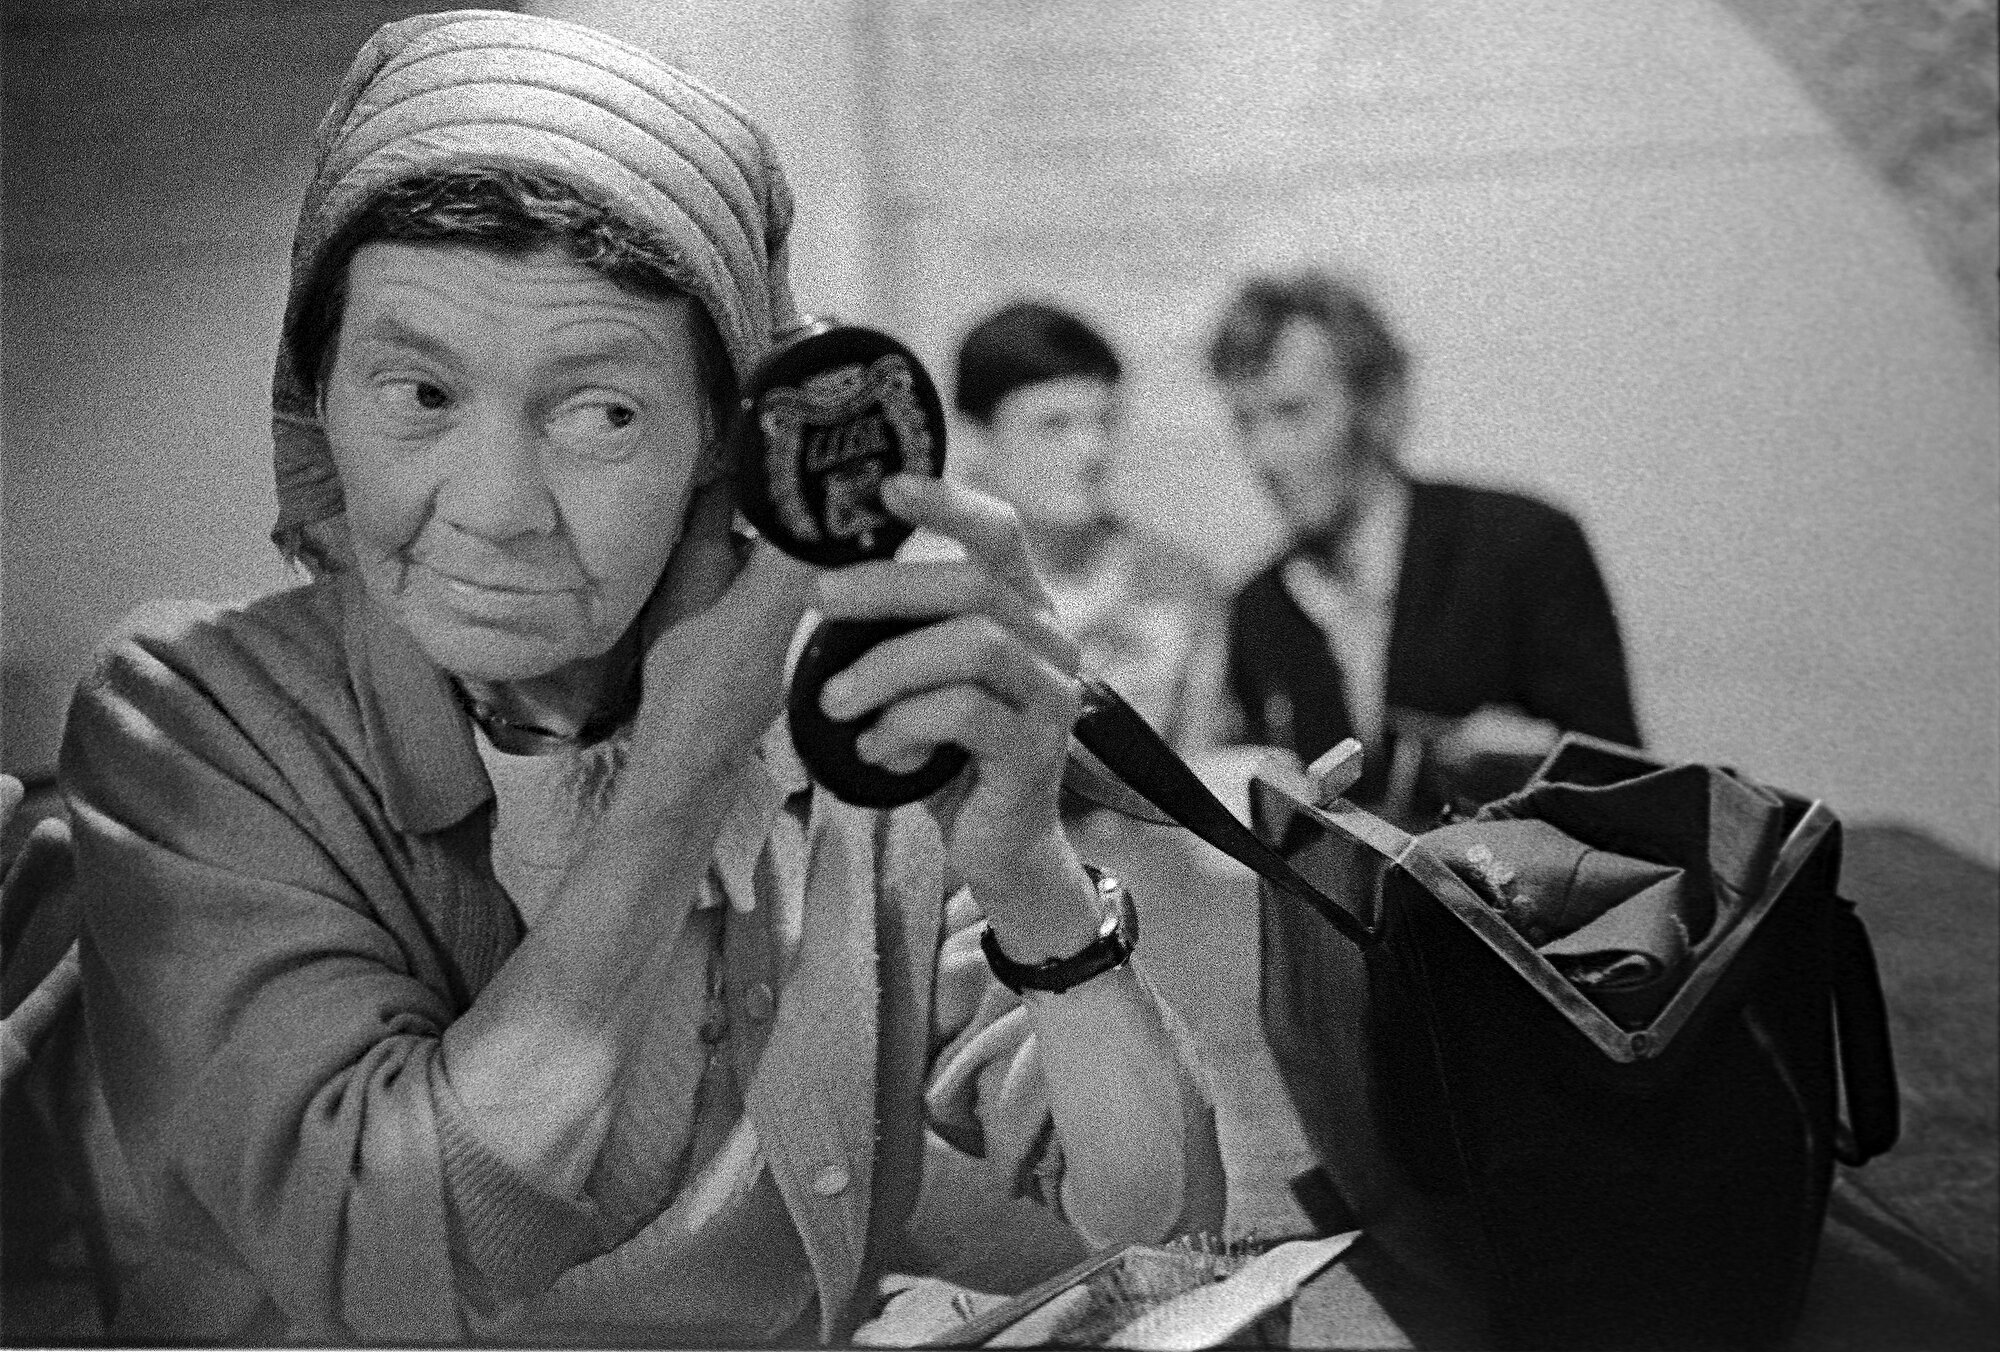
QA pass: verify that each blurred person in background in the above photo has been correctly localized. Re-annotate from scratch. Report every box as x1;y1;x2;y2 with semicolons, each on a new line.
951;301;1227;763
1208;269;1640;821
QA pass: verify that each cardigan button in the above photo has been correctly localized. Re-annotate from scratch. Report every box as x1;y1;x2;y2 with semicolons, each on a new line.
812;1164;850;1197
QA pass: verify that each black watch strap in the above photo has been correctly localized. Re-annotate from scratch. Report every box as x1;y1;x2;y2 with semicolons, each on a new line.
980;866;1137;995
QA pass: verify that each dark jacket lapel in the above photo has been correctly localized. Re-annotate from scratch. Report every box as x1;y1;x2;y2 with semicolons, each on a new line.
1384;478;1464;716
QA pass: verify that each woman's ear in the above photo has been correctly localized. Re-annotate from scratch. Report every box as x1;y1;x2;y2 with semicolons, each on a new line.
692;431;731;490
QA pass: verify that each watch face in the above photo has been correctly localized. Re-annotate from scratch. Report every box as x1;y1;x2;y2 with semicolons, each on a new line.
733;319;948;569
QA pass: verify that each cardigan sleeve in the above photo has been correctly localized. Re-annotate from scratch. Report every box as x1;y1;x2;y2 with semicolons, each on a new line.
60;608;621;1341
918;885;1215;1227
920;888;1064;1207
66;631;462;1342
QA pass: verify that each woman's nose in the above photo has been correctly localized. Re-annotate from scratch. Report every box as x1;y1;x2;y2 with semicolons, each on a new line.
432;414;559;542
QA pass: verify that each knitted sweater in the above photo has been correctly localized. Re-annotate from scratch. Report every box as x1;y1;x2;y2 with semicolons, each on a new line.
60;574;1078;1346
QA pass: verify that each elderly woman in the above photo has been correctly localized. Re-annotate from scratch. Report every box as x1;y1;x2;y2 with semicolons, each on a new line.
60;11;1222;1346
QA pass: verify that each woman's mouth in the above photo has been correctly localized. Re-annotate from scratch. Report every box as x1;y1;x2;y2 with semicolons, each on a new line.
414;562;588;626
439;572;569;597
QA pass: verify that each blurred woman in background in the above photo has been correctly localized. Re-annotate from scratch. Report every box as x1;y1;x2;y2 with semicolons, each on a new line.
951;302;1226;761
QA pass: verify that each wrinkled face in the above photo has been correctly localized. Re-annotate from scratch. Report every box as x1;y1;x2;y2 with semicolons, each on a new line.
321;241;712;685
1221;318;1393;540
974;375;1121;529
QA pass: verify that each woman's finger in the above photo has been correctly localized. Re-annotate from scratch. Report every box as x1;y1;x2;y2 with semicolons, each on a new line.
854;682;1071;777
880;475;1047;603
820;614;1075;725
639;482;815;751
856;684;992;772
648;538;814;688
816;560;1080;675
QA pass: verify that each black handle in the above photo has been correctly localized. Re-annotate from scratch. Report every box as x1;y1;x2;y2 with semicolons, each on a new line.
1073;678;1375;946
1829;898;1900;1165
787;617;969;809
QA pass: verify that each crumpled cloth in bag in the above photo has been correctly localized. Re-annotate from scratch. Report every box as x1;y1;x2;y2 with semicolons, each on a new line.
1420;763;1790;1028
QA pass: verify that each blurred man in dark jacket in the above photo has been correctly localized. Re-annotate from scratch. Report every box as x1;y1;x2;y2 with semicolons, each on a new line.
1208;270;1640;820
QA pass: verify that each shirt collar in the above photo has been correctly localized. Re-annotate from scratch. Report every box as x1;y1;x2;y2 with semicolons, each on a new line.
1348;470;1411;606
1296;469;1411;607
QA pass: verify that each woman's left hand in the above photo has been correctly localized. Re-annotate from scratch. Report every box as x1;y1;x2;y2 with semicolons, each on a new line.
813;474;1096;952
819;479;1229;1251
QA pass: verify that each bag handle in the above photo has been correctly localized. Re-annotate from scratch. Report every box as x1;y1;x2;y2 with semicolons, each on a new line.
1067;690;1539;963
1829;899;1900;1165
1070;679;1377;946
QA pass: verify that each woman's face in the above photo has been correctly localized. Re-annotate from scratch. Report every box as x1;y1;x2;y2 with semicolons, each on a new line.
321;241;713;686
972;375;1121;530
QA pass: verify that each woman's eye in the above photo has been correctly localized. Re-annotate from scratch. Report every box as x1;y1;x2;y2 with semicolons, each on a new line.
379;379;451;414
549;398;644;459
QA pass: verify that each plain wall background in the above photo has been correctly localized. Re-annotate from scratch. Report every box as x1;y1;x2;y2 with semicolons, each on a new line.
1;0;433;767
4;0;1996;865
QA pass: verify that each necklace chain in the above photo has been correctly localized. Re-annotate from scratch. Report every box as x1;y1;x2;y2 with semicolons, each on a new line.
455;688;625;753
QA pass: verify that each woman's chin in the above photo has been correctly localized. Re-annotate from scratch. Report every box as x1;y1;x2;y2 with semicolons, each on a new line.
412;621;609;690
373;580;617;687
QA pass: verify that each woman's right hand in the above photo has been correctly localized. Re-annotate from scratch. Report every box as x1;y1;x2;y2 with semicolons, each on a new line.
633;476;816;768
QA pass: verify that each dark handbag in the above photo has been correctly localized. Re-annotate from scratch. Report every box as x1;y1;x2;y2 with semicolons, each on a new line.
1247;733;1901;1350
1063;684;1901;1348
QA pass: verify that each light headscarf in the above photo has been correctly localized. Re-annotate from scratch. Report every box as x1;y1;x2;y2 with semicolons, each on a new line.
271;8;798;557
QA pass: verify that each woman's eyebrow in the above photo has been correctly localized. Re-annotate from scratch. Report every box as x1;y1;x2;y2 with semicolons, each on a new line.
351;313;460;364
541;342;669;374
541;318;683;369
352;311;684;374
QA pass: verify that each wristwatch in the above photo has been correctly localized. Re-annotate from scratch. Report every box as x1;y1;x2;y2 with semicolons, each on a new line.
980;866;1137;995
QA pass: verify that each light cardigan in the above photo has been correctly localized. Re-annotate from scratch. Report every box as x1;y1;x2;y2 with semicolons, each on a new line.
60;572;1155;1345
463;727;817;1346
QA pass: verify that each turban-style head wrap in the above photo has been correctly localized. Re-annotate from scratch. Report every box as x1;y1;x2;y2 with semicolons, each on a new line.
271;8;798;558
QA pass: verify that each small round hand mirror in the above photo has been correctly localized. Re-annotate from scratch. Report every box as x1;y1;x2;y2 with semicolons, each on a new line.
732;317;969;808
